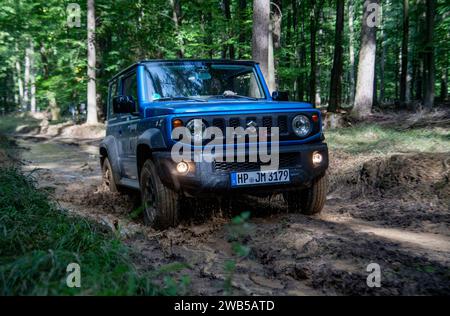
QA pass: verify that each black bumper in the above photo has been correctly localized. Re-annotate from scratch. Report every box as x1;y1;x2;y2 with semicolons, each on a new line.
152;143;329;197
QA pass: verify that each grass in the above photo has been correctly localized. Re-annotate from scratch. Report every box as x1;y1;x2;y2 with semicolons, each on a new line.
0;166;191;295
0;113;40;135
326;123;450;155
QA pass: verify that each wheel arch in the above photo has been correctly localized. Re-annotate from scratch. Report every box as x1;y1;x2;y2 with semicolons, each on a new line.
99;135;121;183
136;128;167;178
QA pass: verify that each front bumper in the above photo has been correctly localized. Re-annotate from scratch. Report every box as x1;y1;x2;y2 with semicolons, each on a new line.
152;142;329;196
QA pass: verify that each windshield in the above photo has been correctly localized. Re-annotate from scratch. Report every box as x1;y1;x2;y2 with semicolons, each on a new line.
144;62;266;102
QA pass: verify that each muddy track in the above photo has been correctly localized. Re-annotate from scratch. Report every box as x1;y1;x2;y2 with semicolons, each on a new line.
16;134;450;295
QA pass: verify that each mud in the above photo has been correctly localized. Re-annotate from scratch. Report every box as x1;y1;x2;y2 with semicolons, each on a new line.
12;126;450;295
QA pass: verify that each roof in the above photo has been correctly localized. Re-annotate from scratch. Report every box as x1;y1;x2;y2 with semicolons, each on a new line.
109;59;258;82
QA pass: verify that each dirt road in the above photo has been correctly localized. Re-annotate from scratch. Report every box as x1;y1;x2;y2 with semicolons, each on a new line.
16;132;450;295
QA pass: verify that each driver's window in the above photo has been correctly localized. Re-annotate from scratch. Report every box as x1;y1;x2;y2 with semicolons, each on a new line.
122;73;139;112
232;72;264;99
108;80;118;119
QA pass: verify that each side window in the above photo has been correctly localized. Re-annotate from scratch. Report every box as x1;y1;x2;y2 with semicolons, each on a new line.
108;80;118;119
122;73;139;112
230;71;264;99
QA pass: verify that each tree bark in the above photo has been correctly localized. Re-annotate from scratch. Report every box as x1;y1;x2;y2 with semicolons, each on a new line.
29;41;36;112
380;26;386;103
237;0;247;59
222;0;235;59
352;0;379;120
348;0;356;105
309;0;317;104
170;0;184;58
423;0;435;108
268;24;276;93
400;0;409;105
440;69;448;101
268;0;282;93
252;0;270;84
24;46;31;111
328;0;345;112
15;44;24;110
87;0;98;124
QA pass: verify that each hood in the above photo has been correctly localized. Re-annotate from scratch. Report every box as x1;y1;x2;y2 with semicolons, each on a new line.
143;100;314;117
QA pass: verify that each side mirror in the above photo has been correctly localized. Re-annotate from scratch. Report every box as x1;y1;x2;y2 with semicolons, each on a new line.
113;96;136;114
272;91;289;101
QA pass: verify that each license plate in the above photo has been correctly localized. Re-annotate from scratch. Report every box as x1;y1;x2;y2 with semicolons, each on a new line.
231;169;290;187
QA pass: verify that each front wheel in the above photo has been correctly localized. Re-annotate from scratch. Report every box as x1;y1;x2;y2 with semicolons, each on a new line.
284;173;328;215
140;159;180;230
102;157;120;193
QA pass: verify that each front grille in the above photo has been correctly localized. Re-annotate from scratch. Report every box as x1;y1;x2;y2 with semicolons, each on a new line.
277;116;289;134
207;115;292;136
178;112;320;141
229;118;241;128
213;153;299;173
212;118;226;132
262;116;273;133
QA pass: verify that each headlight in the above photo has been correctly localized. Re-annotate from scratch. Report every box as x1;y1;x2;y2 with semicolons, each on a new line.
186;119;207;142
292;115;312;137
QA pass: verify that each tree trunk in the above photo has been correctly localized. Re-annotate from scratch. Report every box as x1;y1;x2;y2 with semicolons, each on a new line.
416;59;424;101
267;0;282;93
170;0;184;58
238;0;247;59
47;92;60;121
440;69;448;101
352;0;379;120
39;43;49;79
24;47;31;111
400;0;409;105
315;26;322;107
252;0;270;83
423;0;435;109
87;0;98;124
380;27;386;103
29;41;36;112
15;44;24;110
268;24;276;93
222;0;235;59
328;0;345;112
348;0;356;105
286;5;292;46
309;0;317;104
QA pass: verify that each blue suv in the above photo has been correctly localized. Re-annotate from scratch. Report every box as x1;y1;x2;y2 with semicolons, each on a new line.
100;60;328;229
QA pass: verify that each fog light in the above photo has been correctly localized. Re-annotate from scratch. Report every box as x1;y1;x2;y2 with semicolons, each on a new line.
312;152;323;166
176;161;189;174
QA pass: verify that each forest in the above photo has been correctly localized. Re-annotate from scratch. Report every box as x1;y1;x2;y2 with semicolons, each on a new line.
1;0;450;297
1;0;449;121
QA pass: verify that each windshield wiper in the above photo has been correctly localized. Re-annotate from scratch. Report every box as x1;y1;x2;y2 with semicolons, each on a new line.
154;96;207;102
209;94;258;101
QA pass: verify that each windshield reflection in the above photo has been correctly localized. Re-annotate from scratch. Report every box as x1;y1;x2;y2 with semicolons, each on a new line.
144;63;265;102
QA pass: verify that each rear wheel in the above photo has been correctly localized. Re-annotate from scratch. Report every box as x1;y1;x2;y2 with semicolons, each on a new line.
284;173;328;215
102;157;119;193
140;159;180;230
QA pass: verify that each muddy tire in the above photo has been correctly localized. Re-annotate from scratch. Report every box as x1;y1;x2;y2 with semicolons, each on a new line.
140;159;180;230
284;173;328;215
102;157;120;193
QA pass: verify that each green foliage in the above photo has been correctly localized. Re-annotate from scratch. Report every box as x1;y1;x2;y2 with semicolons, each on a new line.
0;167;190;295
0;0;448;115
223;211;252;295
327;123;450;155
